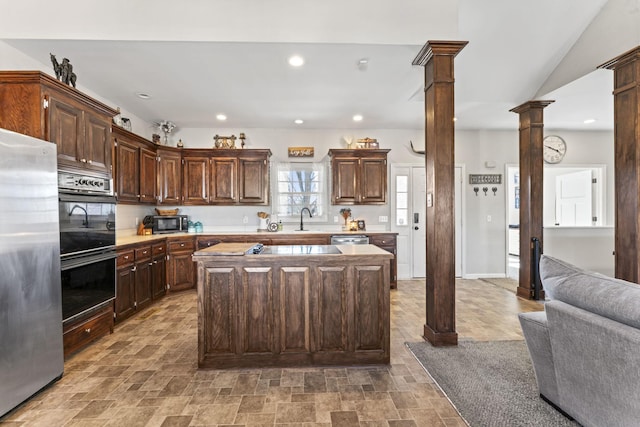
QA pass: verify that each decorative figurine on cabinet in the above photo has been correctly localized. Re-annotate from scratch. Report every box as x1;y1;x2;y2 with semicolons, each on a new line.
50;54;77;87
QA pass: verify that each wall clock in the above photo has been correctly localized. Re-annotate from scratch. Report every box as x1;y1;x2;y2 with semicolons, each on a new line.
543;135;567;164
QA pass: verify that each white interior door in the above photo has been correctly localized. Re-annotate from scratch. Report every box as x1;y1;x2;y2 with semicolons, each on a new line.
454;166;463;277
391;166;411;280
555;170;592;226
392;164;463;279
412;168;427;277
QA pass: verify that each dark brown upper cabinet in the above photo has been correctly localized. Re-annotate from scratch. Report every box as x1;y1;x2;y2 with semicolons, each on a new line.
112;126;157;204
329;149;390;205
182;149;271;206
0;71;117;176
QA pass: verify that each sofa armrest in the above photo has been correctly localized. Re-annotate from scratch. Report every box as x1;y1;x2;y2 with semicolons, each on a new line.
519;311;559;405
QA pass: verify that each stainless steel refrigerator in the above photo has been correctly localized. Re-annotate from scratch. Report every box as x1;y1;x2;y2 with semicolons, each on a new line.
0;128;64;417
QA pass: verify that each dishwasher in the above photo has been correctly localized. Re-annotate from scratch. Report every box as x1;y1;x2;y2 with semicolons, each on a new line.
330;235;370;245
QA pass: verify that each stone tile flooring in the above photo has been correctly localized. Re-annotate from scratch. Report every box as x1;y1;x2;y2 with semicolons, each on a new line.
1;279;543;426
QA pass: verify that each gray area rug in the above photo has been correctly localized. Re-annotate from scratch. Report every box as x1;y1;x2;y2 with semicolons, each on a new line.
406;340;578;427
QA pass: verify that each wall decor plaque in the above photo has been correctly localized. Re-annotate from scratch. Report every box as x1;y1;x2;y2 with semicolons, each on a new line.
288;146;314;157
214;134;236;148
469;174;502;184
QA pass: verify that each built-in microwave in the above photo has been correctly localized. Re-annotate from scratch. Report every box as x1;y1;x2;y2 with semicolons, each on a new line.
143;215;188;234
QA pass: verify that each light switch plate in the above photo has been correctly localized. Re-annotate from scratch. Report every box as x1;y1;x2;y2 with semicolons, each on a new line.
379;216;388;223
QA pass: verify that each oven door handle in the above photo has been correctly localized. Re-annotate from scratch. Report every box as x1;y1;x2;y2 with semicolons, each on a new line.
59;192;117;204
61;250;117;271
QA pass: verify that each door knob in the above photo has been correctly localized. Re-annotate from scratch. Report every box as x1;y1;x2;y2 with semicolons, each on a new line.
414;226;419;230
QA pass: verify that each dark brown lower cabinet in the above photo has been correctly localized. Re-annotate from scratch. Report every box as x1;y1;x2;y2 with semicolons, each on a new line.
195;252;391;368
369;234;397;288
167;237;195;292
151;242;167;299
62;304;114;359
115;243;167;323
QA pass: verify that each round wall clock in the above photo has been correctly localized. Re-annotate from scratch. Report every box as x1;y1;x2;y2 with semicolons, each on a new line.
543;135;567;164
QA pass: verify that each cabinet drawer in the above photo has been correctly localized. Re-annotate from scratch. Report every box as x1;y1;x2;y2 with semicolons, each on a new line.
169;239;195;252
135;246;152;261
152;242;166;257
63;306;113;358
369;235;396;246
117;250;135;267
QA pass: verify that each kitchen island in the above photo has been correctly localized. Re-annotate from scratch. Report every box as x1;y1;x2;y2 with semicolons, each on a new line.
193;243;393;368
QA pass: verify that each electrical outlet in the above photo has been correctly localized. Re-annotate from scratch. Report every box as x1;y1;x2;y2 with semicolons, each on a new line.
379;216;388;223
487;215;492;222
333;216;339;223
242;215;249;224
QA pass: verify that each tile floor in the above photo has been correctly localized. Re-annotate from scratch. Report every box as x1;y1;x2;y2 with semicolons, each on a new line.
1;279;543;427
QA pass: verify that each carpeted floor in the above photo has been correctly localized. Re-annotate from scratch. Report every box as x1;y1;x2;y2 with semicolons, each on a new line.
406;340;578;427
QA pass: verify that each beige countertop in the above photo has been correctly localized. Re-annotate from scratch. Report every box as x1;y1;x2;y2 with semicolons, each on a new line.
116;230;397;247
193;243;392;257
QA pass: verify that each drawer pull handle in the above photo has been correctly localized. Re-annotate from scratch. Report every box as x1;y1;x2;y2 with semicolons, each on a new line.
85;328;91;333
124;255;129;259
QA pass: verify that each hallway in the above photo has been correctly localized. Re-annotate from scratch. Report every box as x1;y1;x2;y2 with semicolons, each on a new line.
1;280;543;426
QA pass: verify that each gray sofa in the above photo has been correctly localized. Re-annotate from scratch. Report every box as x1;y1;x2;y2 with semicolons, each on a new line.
519;255;640;427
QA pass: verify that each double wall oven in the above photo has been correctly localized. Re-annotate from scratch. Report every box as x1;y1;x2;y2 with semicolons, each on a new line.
58;171;116;325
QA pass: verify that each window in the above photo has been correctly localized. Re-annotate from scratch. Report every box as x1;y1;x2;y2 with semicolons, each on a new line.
396;175;409;226
275;162;327;221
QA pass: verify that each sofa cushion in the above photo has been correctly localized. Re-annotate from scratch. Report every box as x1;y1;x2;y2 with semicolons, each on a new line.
539;255;640;329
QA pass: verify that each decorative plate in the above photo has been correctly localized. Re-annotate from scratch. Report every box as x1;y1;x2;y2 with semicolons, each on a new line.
268;222;278;232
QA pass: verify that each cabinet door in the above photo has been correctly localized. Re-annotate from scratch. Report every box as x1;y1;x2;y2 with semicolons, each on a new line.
238;156;269;204
115;265;136;322
157;149;181;205
135;260;153;310
312;266;349;352
210;157;237;203
151;255;167;300
182;156;210;205
369;234;397;287
115;138;140;203
48;95;83;170
84;113;112;174
332;157;358;204
360;158;387;203
169;251;195;291
139;147;157;204
352;265;387;353
200;265;238;357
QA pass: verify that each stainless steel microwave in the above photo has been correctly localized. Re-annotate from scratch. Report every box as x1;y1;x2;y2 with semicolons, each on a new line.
143;215;188;234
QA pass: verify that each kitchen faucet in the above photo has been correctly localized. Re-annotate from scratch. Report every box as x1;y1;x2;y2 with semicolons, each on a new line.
299;207;312;231
69;204;89;227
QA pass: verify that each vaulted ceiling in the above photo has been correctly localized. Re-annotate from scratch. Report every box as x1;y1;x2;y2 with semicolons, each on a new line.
1;0;638;131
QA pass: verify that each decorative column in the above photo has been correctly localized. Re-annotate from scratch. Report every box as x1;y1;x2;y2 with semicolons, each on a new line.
599;46;640;283
412;40;467;346
510;101;554;299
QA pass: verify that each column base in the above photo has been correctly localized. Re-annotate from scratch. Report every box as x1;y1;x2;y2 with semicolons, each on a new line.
423;323;458;346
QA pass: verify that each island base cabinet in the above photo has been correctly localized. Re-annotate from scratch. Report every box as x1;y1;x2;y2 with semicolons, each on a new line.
197;257;390;369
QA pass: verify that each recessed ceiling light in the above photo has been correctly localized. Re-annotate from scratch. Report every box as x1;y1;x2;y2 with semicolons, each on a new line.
583;118;596;124
294;119;304;124
352;114;363;122
136;92;151;99
288;55;304;67
216;114;227;121
358;58;369;65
